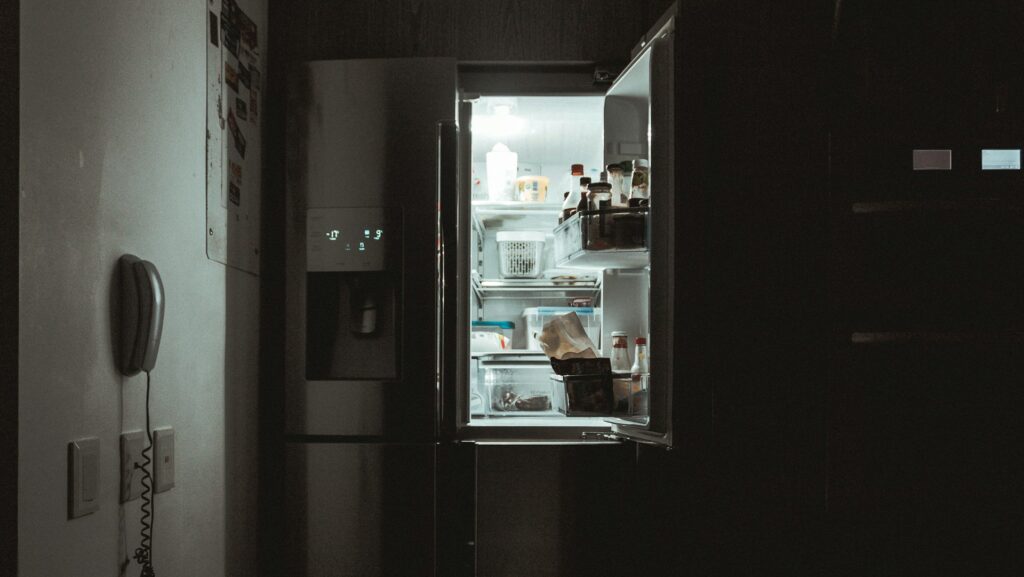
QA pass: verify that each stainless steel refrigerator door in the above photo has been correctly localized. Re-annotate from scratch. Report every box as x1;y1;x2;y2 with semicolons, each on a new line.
604;21;676;448
286;58;457;439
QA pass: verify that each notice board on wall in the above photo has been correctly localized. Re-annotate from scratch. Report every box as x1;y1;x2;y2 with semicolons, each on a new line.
206;0;262;274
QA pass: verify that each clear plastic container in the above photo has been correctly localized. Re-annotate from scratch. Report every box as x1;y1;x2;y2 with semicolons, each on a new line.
472;320;515;341
479;356;558;415
522;307;602;352
553;207;649;265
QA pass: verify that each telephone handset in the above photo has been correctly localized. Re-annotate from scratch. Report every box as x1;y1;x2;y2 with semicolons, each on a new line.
119;254;165;376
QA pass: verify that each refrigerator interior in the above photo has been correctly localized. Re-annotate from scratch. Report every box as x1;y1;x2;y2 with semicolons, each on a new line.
467;95;652;428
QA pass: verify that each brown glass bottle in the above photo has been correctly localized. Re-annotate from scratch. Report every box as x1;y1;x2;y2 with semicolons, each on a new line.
573;177;592;217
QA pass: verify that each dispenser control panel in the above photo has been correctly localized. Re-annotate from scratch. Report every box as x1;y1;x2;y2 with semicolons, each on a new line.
307;207;391;271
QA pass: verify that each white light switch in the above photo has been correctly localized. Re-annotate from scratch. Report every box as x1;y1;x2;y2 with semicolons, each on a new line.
153;428;175;493
120;431;145;503
68;437;100;519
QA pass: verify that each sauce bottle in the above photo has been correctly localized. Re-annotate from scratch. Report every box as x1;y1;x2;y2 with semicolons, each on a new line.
630;337;650;416
574;177;592;215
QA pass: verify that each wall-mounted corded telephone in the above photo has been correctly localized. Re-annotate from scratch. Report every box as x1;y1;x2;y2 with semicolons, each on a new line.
117;254;165;576
118;254;164;376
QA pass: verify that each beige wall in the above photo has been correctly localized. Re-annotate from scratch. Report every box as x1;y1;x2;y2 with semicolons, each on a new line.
19;1;263;575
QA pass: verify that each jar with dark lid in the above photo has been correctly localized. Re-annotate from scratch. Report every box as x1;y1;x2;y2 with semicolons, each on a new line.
585;182;613;250
629;159;649;207
607;164;626;206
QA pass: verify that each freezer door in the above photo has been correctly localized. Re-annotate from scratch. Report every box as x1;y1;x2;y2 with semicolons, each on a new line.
604;24;676;448
285;443;437;576
285;58;457;439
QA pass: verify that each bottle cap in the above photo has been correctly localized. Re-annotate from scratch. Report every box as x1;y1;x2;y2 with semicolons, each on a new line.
606;164;623;174
580;177;592;186
635;336;647;345
571;164;584;175
620;160;633;172
599;171;608;181
611;331;628;337
632;159;649;170
587;182;612;193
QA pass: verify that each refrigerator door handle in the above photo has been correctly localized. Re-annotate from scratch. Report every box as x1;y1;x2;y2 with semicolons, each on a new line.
437;120;460;438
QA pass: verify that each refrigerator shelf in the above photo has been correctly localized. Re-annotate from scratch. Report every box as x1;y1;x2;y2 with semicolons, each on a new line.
471;200;562;239
471;275;601;302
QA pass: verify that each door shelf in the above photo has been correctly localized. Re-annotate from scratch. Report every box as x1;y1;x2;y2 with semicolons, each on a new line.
553;208;650;270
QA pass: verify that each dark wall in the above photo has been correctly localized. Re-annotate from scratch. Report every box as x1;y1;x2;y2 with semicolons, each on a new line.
272;0;674;62
642;1;1024;576
826;2;1024;575
1;0;17;575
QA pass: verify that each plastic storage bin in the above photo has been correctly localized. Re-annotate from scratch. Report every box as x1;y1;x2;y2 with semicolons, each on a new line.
496;231;546;278
553;207;649;269
522;307;602;352
472;320;515;340
478;354;559;415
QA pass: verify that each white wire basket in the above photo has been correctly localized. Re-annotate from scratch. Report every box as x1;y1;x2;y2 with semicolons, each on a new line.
496;231;546;279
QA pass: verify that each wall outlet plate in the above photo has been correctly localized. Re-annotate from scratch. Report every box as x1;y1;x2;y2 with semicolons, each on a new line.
68;437;100;519
153;427;175;493
120;431;145;503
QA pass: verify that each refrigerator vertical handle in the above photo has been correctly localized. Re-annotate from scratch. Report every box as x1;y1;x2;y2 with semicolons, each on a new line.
437;120;460;438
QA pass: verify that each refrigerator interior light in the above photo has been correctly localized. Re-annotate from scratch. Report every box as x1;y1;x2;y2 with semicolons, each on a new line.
473;113;526;137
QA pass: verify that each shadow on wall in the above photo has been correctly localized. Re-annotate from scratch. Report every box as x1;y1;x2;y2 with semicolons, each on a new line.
222;171;262;574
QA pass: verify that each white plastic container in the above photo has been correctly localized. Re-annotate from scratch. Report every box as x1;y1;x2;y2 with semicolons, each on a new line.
496;231;546;278
522;307;602;352
486;143;518;201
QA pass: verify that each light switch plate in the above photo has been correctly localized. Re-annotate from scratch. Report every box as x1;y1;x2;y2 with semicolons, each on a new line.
152;428;175;493
120;431;145;503
68;437;100;519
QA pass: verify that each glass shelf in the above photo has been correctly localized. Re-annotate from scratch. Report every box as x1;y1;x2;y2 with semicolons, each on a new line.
471;274;601;301
471;200;563;236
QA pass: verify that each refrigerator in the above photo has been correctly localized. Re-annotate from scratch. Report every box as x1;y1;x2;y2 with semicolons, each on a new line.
283;6;678;575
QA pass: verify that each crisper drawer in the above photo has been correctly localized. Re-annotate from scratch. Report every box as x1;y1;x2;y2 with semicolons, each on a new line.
478;354;560;417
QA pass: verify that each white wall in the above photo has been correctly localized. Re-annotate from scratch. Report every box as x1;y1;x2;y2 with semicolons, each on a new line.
19;1;263;575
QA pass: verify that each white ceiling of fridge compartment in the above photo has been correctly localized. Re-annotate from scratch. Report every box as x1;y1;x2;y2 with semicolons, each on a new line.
471;96;604;172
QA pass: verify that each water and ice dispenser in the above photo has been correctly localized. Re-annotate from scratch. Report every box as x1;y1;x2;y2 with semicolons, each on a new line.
304;207;401;381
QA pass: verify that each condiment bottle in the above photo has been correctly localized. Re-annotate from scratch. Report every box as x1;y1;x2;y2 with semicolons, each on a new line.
586;181;614;245
587;181;612;211
628;159;649;207
607;164;626;206
630;336;650;416
610;331;631;372
558;191;572;224
562;165;584;220
574;177;592;215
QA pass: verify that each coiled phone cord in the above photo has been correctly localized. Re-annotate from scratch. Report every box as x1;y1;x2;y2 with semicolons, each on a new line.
133;370;157;577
